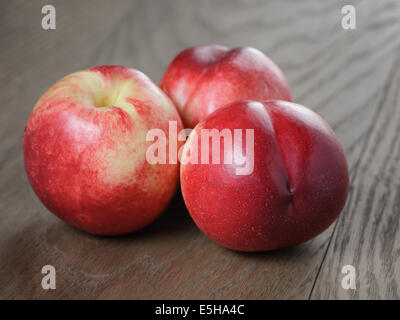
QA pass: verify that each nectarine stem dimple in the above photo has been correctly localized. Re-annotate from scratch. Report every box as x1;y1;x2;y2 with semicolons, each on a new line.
286;180;294;196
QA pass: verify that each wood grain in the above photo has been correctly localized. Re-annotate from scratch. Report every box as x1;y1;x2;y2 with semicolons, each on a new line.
310;55;400;299
0;0;399;299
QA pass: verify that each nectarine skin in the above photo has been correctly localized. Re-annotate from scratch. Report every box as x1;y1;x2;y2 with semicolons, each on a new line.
24;66;183;235
180;100;349;251
160;45;292;128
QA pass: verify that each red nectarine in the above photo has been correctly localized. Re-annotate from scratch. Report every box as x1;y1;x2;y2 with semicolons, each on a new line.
180;100;349;251
160;45;292;128
24;66;183;235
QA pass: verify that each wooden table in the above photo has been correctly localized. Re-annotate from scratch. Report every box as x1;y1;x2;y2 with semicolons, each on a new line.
1;0;399;299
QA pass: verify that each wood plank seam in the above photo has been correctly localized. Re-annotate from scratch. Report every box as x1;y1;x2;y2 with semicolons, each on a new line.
307;47;400;299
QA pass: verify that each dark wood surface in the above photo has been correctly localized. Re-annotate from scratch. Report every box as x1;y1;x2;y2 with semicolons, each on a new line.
0;0;399;299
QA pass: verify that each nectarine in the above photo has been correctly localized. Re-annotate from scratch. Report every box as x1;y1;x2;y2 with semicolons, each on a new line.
24;66;183;235
180;100;349;251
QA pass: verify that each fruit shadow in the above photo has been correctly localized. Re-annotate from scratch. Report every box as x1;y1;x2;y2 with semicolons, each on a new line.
50;186;318;262
226;240;319;263
81;187;195;243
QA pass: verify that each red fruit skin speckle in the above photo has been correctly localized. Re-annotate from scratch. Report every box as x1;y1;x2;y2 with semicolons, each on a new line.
160;45;292;128
180;100;349;251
